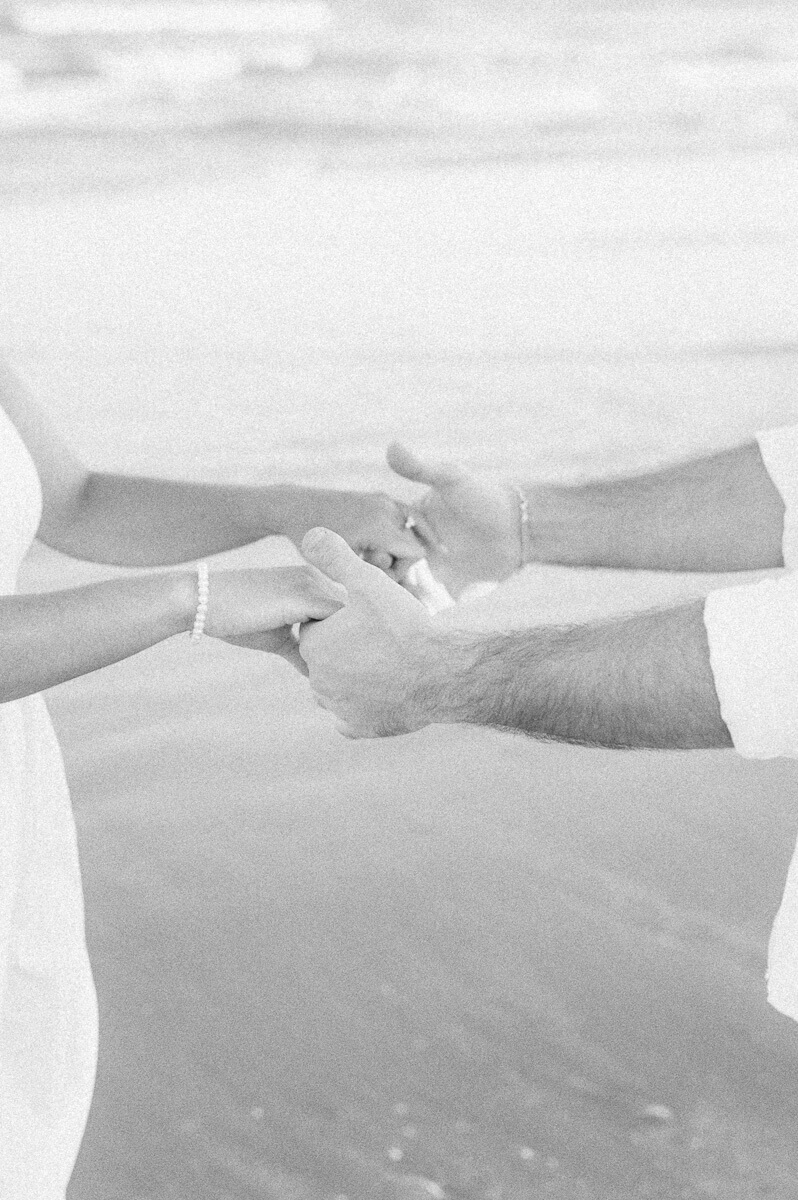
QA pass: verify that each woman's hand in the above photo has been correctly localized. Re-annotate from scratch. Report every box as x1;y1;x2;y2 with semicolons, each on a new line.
200;566;347;641
385;443;522;598
220;626;308;672
272;487;425;582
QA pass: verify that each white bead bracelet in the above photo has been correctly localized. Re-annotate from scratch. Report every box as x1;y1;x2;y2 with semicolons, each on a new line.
512;485;531;568
190;561;210;643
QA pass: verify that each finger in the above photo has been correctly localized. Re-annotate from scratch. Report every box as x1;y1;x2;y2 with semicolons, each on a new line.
386;441;466;490
276;640;309;676
296;616;325;665
362;547;394;572
336;719;361;739
227;626;310;672
385;555;412;584
386;550;430;584
222;629;288;653
383;540;426;574
302;527;390;592
405;508;448;556
402;559;456;612
363;528;425;575
305;571;349;614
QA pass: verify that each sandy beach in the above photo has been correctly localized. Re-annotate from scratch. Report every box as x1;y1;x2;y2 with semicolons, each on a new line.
3;99;798;1200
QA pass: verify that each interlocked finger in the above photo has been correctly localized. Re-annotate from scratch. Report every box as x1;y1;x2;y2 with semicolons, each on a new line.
406;505;448;556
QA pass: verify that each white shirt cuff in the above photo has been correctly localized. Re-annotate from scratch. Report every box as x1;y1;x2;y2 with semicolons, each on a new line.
711;424;798;1020
704;573;798;759
757;423;798;569
767;846;798;1022
703;572;798;1019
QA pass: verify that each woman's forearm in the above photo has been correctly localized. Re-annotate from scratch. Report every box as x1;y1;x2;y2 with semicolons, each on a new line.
525;443;785;573
0;573;194;703
42;473;323;567
44;473;412;570
0;360;335;567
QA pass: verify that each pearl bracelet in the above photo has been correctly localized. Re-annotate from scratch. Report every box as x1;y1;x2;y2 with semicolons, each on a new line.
190;561;210;643
512;485;531;569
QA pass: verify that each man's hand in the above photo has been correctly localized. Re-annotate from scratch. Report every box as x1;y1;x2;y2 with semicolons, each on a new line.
298;528;450;738
386;443;522;597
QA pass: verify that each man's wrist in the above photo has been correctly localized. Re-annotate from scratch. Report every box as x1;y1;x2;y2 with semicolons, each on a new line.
520;482;612;567
409;630;488;727
411;626;552;735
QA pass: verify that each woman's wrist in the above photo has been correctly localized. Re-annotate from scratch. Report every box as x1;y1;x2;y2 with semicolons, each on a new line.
165;569;202;636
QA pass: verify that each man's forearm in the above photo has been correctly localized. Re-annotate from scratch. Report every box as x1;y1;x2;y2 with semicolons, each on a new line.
429;602;732;750
525;443;785;573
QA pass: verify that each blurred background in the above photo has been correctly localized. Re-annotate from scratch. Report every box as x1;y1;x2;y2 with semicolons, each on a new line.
4;4;798;1200
2;0;798;192
2;0;798;481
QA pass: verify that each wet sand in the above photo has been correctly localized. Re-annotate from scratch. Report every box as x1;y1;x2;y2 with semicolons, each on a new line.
2;142;798;1197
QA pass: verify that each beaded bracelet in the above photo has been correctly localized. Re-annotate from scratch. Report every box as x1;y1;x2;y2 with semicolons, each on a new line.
512;486;531;569
190;561;210;643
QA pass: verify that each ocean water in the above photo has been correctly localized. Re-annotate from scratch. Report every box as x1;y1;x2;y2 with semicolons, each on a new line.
2;1;798;198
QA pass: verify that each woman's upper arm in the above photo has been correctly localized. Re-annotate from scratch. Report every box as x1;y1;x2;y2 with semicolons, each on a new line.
0;357;90;541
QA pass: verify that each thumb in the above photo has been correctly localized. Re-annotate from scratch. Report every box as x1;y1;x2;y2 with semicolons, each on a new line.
386;441;466;489
302;527;385;591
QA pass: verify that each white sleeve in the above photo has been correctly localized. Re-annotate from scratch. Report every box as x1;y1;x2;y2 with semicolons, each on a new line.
757;422;798;569
704;574;798;759
707;423;798;1022
702;422;798;760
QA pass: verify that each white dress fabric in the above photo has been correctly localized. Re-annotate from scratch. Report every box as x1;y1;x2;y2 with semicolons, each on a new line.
703;420;798;1021
0;405;97;1197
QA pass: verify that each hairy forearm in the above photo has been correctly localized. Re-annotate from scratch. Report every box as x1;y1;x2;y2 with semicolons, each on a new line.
46;473;339;567
429;602;732;750
0;573;193;703
525;443;785;572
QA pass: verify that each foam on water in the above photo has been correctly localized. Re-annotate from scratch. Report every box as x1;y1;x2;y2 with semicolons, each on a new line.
0;1;797;161
16;1;334;36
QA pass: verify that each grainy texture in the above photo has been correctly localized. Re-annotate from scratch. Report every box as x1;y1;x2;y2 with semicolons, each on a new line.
3;3;798;1197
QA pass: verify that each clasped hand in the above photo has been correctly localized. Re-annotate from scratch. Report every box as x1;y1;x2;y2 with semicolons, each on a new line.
201;565;346;671
203;481;429;669
208;446;522;733
292;445;528;737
